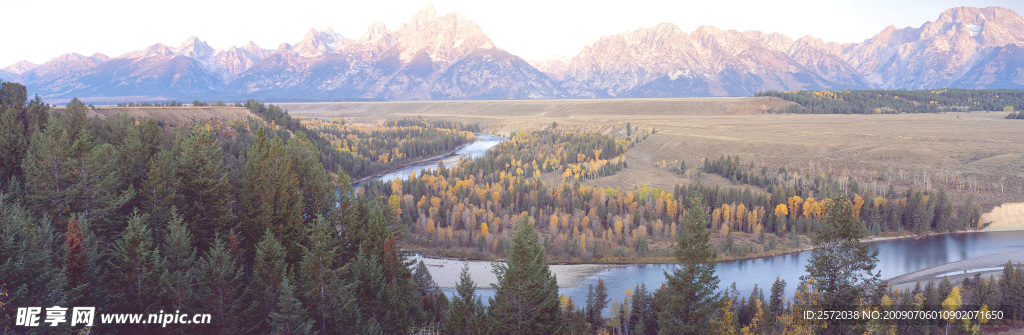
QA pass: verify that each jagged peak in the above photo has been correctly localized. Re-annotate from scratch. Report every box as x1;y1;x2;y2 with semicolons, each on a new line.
361;21;391;41
89;53;110;62
938;6;1017;23
2;60;37;74
177;36;214;56
243;41;263;52
296;27;345;57
404;4;438;31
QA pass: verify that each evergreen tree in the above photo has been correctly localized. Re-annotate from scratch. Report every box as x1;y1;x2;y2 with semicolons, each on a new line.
489;212;564;334
298;217;360;333
801;198;880;312
349;247;387;329
244;229;288;333
287;132;335;221
658;195;722;334
160;210;198;317
22;112;133;228
197;238;246;334
108;212;163;315
0;197;70;326
241;129;304;261
176;125;234;250
141;150;179;235
562;297;591;335
587;278;610;330
413;260;449;324
629;283;658;335
445;263;485;335
268;277;314;335
768;277;787;334
0;106;28;183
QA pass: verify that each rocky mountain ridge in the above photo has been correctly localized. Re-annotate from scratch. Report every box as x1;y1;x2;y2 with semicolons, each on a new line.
5;5;1024;102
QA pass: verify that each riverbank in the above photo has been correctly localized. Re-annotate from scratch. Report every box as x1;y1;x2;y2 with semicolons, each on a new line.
886;250;1024;291
414;254;620;289
982;202;1024;232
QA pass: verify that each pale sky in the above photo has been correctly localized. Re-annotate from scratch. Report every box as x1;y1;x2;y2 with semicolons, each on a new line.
2;0;1023;68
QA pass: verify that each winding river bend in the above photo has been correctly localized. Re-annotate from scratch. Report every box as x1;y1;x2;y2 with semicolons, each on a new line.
369;136;1024;311
373;134;504;183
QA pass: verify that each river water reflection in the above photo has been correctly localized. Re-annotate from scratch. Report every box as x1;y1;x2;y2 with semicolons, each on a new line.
442;230;1024;313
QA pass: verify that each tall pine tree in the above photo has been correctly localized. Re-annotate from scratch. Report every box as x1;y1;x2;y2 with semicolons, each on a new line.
298;217;360;333
801;198;880;311
197;238;246;334
175;125;234;250
444;263;485;335
243;229;288;333
489;212;563;335
108;212;163;315
268;277;314;335
658;195;722;334
240;129;304;261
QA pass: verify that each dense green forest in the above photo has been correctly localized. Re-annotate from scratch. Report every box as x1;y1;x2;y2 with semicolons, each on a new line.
1;80;1022;334
756;89;1024;114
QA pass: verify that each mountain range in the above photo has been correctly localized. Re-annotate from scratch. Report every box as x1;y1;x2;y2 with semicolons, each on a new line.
3;5;1024;102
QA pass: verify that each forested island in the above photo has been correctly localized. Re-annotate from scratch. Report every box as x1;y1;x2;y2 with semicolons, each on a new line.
2;81;1023;334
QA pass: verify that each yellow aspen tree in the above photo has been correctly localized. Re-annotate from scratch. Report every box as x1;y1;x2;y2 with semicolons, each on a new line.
580;233;587;250
788;196;803;220
800;198;812;218
722;204;732;227
735;203;746;231
427;219;436;234
941;287;962;323
481;222;489;238
667;199;679;219
614;220;624;239
716;298;739;335
388;194;402;219
853;195;864;218
774;204;788;218
712;208;723;229
748;210;759;233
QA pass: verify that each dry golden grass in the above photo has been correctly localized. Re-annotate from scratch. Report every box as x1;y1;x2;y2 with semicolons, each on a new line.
280;98;1024;212
79;106;255;125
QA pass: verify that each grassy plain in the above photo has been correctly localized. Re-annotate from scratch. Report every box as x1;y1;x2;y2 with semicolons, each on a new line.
80;106;255;124
280;97;1024;216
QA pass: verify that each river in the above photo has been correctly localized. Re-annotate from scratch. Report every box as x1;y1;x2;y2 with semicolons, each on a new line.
435;230;1024;313
372;134;505;183
371;136;1024;312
